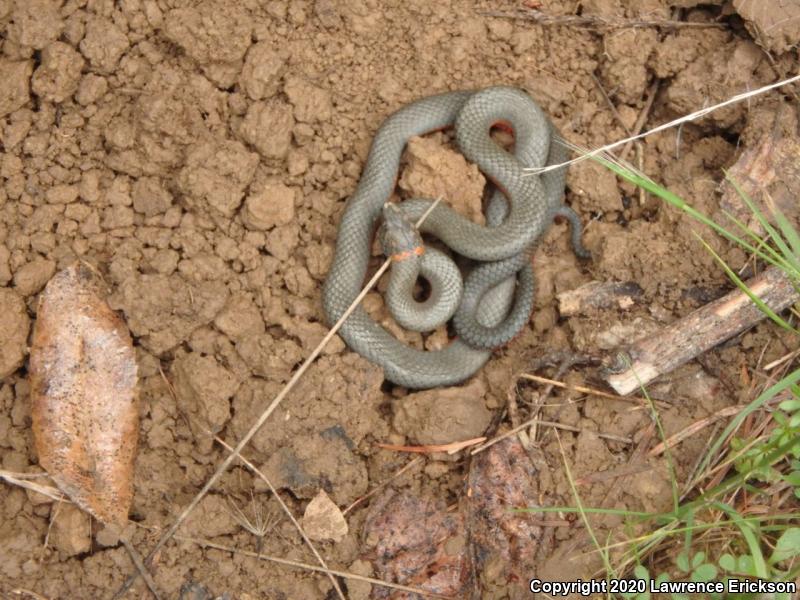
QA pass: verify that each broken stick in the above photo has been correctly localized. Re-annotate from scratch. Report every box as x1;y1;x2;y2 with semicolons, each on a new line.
557;280;643;316
603;265;799;395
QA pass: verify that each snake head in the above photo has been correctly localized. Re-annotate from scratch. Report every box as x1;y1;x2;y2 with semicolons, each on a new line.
380;203;424;261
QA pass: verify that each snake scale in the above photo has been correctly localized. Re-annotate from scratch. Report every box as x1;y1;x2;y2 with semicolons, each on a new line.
323;86;588;389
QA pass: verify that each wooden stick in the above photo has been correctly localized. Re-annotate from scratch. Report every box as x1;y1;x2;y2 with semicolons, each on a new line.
557;280;642;316
603;266;799;395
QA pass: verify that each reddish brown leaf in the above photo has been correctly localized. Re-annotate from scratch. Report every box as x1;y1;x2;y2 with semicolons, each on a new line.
363;490;471;599
467;438;543;591
30;263;138;528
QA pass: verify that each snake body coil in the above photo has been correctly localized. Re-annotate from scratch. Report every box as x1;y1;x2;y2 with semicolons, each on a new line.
323;87;587;389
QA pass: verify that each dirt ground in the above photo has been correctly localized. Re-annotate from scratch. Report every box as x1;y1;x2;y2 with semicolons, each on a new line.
1;0;799;598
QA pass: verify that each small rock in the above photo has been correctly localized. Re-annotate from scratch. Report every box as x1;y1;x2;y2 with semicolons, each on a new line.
393;378;491;445
6;0;63;49
0;288;30;378
75;74;108;106
49;504;91;557
487;19;513;41
241;183;296;230
734;0;800;54
101;206;135;230
283;320;345;355
163;3;251;65
13;258;56;296
259;430;368;505
301;489;348;542
568;160;622;214
346;559;373;600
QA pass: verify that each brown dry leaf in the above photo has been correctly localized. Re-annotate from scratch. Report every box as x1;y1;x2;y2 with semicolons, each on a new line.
362;490;471;599
467;438;543;593
30;263;139;528
301;489;348;542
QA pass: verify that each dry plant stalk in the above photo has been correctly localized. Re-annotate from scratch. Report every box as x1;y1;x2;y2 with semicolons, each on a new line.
603;266;799;395
29;263;139;528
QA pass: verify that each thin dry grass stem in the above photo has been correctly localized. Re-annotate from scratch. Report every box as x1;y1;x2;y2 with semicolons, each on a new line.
681;422;722;501
470;415;632;456
597;69;653;207
480;9;727;30
212;434;342;597
173;535;454;599
517;373;670;409
377;437;485;454
690;412;775;491
120;536;163;600
525;355;587;444
591;72;633;138
620;81;660;163
648;405;747;456
226;490;282;555
763;346;800;370
0;470;69;503
343;456;424;516
529;74;800;175
505;373;528;446
42;498;65;552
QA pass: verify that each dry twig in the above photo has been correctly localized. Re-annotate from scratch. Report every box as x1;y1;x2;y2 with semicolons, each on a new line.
603;266;800;395
174;535;454;599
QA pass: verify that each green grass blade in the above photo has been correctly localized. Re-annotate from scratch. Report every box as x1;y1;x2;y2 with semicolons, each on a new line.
771;205;800;270
725;172;800;273
709;501;768;578
695;235;798;334
726;175;799;271
718;207;791;269
696;366;800;482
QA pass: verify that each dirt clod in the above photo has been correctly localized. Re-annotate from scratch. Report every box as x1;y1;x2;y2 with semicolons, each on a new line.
392;378;491;445
0;287;30;378
49;504;92;557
